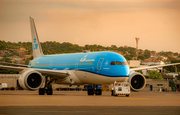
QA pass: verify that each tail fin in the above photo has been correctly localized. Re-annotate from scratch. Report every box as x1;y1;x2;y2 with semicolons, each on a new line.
30;16;44;58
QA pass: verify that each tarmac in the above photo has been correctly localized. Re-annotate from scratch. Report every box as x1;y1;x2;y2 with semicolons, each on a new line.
0;90;180;115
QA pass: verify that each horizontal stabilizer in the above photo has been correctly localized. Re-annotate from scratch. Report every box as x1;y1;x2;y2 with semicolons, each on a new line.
0;62;28;67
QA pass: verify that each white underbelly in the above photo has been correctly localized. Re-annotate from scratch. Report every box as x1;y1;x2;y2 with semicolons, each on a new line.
55;70;129;85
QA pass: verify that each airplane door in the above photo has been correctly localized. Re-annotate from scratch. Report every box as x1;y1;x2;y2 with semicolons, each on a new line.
97;58;104;71
75;59;80;69
49;60;53;69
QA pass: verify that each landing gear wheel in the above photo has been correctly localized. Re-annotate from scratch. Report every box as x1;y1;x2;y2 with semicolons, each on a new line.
39;76;56;95
88;89;94;95
39;88;45;95
126;94;129;97
47;88;53;95
95;89;102;95
47;84;53;95
111;90;114;96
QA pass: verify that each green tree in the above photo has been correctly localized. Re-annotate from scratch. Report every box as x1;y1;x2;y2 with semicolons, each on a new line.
169;80;177;91
2;57;12;63
176;75;180;80
111;45;117;50
167;56;177;62
0;69;19;74
148;70;163;79
25;58;31;65
137;70;143;74
130;52;136;58
163;60;180;72
138;55;146;60
174;52;179;56
144;49;151;59
124;55;132;60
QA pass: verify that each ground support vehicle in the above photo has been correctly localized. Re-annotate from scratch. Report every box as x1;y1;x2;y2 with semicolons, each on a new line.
111;81;130;97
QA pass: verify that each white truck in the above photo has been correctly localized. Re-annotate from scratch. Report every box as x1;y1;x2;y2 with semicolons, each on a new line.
111;81;130;97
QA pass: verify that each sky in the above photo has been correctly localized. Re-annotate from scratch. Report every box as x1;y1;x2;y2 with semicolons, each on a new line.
0;0;180;53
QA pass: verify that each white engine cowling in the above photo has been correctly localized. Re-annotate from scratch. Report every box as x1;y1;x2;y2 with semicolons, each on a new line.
18;69;44;90
127;71;146;91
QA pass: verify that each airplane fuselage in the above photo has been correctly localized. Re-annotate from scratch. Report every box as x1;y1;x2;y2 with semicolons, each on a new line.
29;51;130;85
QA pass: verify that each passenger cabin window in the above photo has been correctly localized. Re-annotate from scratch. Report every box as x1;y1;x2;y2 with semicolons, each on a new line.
110;61;115;65
116;61;122;65
78;63;84;65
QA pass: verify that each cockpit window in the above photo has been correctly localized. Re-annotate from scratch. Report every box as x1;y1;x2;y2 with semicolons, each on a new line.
122;61;128;65
110;61;127;65
110;61;115;65
116;61;122;65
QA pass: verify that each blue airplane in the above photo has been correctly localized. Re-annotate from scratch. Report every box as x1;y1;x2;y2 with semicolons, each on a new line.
0;17;180;95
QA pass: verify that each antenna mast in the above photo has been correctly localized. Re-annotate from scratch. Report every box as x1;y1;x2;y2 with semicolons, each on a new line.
135;37;140;60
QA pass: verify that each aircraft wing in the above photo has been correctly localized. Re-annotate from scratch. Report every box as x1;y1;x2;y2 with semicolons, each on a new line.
0;65;69;78
130;63;180;71
35;68;69;78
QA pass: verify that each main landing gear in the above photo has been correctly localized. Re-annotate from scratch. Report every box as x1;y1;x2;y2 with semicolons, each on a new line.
87;85;102;95
39;76;56;95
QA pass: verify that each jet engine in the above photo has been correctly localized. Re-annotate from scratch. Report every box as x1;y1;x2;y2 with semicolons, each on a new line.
18;69;44;90
127;71;146;91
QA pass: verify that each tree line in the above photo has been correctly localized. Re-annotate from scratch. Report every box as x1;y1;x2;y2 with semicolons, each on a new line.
1;40;179;60
0;40;180;74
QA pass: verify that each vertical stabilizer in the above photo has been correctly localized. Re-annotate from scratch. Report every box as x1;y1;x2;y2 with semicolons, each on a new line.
30;16;44;58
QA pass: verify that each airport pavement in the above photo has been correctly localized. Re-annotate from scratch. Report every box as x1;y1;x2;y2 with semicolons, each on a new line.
0;106;180;115
0;91;180;115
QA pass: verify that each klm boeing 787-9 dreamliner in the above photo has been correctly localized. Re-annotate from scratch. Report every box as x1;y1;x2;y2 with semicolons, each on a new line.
0;17;179;95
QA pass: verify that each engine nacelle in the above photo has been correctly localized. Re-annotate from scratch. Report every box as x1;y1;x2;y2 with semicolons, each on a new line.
18;69;44;90
127;71;146;91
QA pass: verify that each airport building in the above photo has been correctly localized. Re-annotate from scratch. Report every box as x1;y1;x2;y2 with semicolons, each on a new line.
0;74;19;89
143;79;169;92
